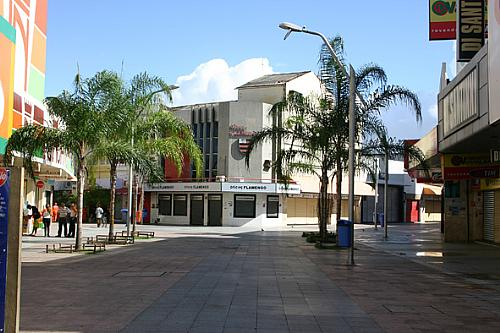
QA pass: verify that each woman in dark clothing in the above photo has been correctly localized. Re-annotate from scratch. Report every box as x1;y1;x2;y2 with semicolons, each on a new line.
42;204;52;237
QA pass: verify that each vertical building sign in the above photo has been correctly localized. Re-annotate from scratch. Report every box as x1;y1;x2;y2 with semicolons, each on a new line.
0;15;15;154
458;0;485;61
489;0;500;123
430;0;457;40
0;168;10;332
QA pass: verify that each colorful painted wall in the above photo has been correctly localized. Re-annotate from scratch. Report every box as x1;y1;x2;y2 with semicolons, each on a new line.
0;0;47;154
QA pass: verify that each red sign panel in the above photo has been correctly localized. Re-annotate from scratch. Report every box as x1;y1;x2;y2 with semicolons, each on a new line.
36;180;44;188
443;166;500;179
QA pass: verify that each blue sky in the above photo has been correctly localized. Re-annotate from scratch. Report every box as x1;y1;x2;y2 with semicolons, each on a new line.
45;0;455;139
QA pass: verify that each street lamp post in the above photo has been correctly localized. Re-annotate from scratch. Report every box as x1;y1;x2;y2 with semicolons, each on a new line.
279;22;368;265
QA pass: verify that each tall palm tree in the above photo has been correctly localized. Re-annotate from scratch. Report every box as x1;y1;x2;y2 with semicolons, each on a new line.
5;70;123;250
89;72;203;240
124;73;202;232
246;91;339;242
359;118;427;237
318;36;422;233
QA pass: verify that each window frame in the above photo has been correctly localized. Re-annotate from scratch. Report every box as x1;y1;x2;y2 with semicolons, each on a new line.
158;194;172;216
173;194;188;216
266;195;279;218
234;194;256;218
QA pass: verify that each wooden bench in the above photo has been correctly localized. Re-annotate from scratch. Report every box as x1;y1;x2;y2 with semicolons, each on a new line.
119;230;154;238
82;242;106;253
113;235;134;244
46;243;75;253
137;231;155;238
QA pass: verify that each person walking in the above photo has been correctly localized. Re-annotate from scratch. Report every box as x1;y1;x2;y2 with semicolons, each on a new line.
68;203;77;237
30;205;41;236
52;202;59;226
95;203;104;228
42;204;52;237
57;202;69;237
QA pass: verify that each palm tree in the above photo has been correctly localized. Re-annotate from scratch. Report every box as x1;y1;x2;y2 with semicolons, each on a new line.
246;91;339;242
359;118;427;238
5;70;123;250
125;73;202;233
89;72;203;240
318;36;422;233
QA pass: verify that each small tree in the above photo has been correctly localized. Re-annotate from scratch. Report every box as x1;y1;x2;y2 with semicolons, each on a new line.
318;36;422;233
246;91;340;242
5;71;123;250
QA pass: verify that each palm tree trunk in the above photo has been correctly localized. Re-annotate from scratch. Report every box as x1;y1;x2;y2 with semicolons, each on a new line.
319;170;329;242
138;175;145;223
335;159;343;236
108;162;117;241
76;164;85;251
132;174;138;233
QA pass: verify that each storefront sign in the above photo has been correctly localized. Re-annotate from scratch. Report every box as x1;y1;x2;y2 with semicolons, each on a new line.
442;69;478;136
0;168;10;331
222;183;275;193
144;182;221;192
430;0;457;40
457;0;485;61
481;177;500;190
442;153;491;167
276;183;301;194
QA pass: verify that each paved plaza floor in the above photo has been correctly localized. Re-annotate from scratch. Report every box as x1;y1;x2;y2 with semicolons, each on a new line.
18;223;500;332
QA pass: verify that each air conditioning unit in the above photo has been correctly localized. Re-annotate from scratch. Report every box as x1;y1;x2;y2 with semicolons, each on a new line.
215;175;226;182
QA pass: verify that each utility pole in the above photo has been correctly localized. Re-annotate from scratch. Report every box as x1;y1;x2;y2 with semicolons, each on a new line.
3;167;24;333
347;65;356;265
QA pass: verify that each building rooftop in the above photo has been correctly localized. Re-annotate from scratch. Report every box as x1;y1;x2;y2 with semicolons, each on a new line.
237;71;311;89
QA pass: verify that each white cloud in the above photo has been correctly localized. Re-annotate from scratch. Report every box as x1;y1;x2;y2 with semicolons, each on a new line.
171;58;273;106
428;103;438;119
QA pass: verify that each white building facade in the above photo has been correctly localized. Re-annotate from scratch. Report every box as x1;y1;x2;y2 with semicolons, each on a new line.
144;71;377;228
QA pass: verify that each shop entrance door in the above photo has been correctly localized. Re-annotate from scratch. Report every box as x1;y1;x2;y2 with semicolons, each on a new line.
208;195;222;226
190;195;204;226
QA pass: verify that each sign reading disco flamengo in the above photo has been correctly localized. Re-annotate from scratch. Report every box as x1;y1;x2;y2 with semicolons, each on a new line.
0;168;10;331
222;183;275;193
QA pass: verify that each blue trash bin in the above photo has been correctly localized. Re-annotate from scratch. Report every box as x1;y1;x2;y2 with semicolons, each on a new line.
377;213;384;227
121;209;128;223
337;219;352;248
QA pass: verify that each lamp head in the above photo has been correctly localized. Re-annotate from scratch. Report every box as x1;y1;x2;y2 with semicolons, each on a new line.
279;22;303;32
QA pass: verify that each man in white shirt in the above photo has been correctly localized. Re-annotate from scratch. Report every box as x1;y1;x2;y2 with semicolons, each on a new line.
57;202;70;237
95;203;104;228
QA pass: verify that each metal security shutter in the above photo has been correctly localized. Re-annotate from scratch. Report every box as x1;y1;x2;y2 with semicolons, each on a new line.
483;191;495;242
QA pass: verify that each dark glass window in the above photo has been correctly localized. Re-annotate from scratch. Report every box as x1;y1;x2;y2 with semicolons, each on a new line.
266;195;279;218
193;124;198;138
205;155;210;170
158;194;172;215
213;121;218;137
234;195;256;218
212;138;218;153
212;155;218;170
206;123;211;137
173;194;187;216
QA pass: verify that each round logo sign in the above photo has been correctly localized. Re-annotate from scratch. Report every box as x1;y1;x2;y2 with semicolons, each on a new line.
0;168;8;187
36;180;45;188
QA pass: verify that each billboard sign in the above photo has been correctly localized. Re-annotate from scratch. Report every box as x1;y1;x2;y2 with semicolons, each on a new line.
0;16;15;154
430;0;457;40
0;168;10;332
457;0;485;61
